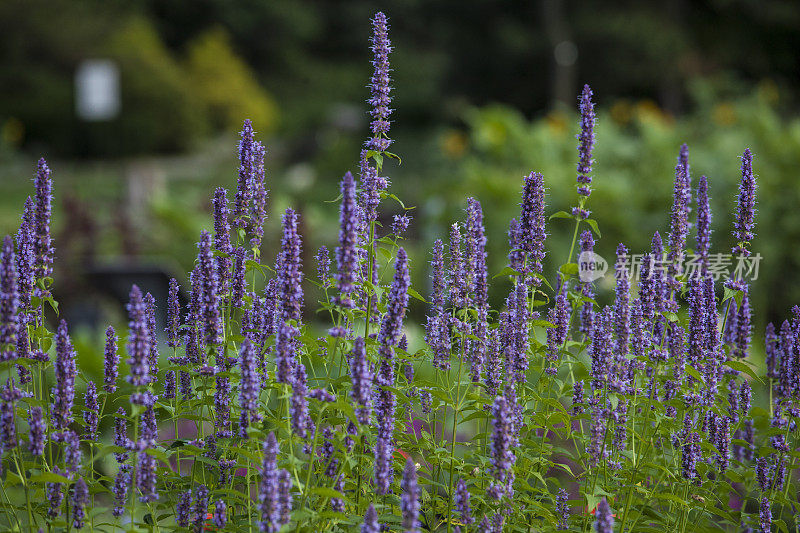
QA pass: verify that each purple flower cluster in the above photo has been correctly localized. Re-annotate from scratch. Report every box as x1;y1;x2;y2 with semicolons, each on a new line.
336;172;359;307
366;12;393;152
733;149;756;256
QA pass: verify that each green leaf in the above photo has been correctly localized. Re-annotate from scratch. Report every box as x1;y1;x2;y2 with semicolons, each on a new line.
407;288;427;304
722;286;744;307
29;472;71;484
549;210;574;220
722;360;763;384
584;218;601;237
559;263;579;276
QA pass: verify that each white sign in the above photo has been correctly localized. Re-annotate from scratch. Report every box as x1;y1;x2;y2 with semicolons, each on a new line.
75;59;120;121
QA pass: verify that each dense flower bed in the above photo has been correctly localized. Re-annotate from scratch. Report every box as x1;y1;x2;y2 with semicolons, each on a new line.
0;11;797;533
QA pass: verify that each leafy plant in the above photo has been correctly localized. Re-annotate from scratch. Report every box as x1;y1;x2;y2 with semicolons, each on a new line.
0;11;797;533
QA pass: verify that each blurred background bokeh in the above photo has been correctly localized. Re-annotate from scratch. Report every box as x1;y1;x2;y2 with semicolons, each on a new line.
2;0;800;366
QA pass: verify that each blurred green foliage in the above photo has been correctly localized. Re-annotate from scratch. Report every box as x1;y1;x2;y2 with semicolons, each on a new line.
185;27;279;133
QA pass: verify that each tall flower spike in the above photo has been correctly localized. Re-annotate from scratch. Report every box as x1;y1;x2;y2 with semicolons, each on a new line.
231;246;247;308
72;478;89;530
103;326;119;393
34;158;54;279
83;381;99;440
166;278;181;348
197;231;222;344
362;504;380;533
576;84;596;200
28;406;45;456
349;337;373;424
733;288;751;359
250;141;269;249
278;208;304;323
239;339;260;438
0;236;18;359
336;172;359;308
427;238;451;370
594;497;614;533
377;247;410;352
519;171;547;278
234;120;255;230
52;320;76;429
614;243;630;357
366;12;393;152
732;148;756;256
696;175;712;274
488;388;517;500
16;198;36;308
667;146;691;297
144;292;159;380
455;478;473;525
259;432;281;532
401;458;420;532
212;187;233;293
126;286;151;387
578;230;596;336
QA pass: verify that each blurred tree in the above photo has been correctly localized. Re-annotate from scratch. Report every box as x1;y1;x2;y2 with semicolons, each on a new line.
185;27;279;133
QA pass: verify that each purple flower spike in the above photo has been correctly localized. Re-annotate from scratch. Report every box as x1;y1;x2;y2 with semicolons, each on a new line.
278;208;304;323
46;481;63;519
125;286;151;387
759;497;771;533
239;339;261;438
197;231;223;344
231;246;247;308
576;84;596;195
166;279;181;348
259;432;286;532
696;175;712;274
426;239;451;370
455;478;473;525
28;406;45;456
235;120;255;230
336;172;359;308
15;198;36;309
103;326;119;393
733;149;756;256
144;292;159;381
362;504;379;533
667;146;692;295
52;320;76;429
251;141;269;249
83;381;99;440
594;497;614;533
72;478;88;529
377;247;410;353
733;289;751;359
614;243;630;356
488;389;517;500
316;245;331;284
214;500;227;529
578;230;596;336
0;236;19;359
212;187;233;292
290;363;309;438
556;488;570;529
192;484;209;532
366;12;393;152
34;158;54;279
392;213;411;237
401;458;420;532
349;337;373;424
519;171;547;277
